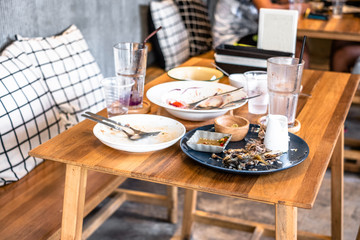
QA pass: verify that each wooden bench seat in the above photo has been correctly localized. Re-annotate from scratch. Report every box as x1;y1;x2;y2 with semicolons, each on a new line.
0;161;125;239
0;160;178;239
0;64;177;240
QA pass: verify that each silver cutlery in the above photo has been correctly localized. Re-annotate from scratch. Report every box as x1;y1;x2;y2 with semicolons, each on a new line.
211;62;230;77
187;87;244;109
195;94;262;110
82;112;161;141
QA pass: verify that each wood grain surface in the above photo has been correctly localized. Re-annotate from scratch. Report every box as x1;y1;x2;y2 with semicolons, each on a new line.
29;58;359;209
0;161;125;240
297;15;360;41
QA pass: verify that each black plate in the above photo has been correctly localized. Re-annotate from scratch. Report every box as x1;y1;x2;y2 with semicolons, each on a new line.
180;124;309;175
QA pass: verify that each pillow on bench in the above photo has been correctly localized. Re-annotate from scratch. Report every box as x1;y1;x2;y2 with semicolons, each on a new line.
0;45;64;186
149;0;190;71
3;25;105;129
174;0;213;56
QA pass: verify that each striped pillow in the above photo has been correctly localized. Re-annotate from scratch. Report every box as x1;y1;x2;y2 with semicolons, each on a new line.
174;0;213;56
150;0;190;71
3;25;105;129
0;45;63;186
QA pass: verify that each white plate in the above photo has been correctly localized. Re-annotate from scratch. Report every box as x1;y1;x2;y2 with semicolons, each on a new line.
167;66;223;82
93;114;186;153
146;81;247;121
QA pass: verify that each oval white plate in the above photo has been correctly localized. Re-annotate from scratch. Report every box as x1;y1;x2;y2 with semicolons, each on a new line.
167;66;224;82
146;81;247;121
93;114;186;153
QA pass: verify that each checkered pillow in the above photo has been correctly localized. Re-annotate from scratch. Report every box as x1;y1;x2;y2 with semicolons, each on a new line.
0;46;64;186
174;0;213;56
150;0;190;71
3;25;105;129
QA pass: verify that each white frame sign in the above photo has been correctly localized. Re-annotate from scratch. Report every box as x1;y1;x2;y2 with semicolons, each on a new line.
257;8;299;54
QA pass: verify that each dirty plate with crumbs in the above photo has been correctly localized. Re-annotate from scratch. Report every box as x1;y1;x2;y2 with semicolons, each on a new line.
180;124;309;175
93;114;186;153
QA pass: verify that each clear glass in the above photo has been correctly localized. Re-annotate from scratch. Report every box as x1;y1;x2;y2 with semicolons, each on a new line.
332;0;345;18
289;0;304;14
267;57;304;127
101;77;135;117
244;71;268;115
113;42;148;109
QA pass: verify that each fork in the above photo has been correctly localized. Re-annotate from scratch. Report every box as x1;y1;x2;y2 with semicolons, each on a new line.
85;112;161;136
82;112;161;140
195;94;262;110
187;87;243;109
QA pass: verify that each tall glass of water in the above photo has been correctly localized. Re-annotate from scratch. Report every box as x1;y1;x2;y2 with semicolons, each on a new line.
244;71;268;115
267;57;304;127
113;42;148;109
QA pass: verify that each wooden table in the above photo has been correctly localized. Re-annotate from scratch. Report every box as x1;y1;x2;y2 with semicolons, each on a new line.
297;14;360;41
29;57;359;239
298;14;360;173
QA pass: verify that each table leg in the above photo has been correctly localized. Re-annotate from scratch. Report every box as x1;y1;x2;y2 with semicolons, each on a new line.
331;127;344;240
61;164;88;240
275;204;297;240
167;186;178;224
181;189;197;240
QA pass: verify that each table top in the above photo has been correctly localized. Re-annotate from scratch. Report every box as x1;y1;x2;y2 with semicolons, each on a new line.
297;14;360;41
29;57;359;209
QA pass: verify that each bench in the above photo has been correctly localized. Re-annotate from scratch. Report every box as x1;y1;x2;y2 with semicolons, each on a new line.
0;65;178;240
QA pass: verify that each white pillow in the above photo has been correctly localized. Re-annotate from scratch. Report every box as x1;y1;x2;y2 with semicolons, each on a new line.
150;0;190;71
3;25;105;129
0;45;64;186
174;0;213;56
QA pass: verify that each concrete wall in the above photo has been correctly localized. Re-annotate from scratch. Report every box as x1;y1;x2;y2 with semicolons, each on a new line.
0;0;153;77
0;0;217;77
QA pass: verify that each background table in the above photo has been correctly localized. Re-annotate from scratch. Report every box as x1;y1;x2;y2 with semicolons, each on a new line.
297;15;360;42
29;57;359;239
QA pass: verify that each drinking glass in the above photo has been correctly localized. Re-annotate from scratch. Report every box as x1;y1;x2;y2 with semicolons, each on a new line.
101;77;134;117
267;57;304;127
289;0;304;14
244;71;268;115
113;42;148;109
332;0;345;18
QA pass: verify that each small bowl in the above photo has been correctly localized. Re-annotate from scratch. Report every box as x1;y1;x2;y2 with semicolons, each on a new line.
186;130;231;153
167;66;224;82
214;115;250;141
229;73;247;91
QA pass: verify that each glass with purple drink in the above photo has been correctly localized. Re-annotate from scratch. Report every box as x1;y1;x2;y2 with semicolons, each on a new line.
101;77;134;117
113;42;148;109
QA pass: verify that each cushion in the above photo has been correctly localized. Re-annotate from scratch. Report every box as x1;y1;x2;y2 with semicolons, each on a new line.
174;0;213;56
2;25;105;129
212;0;258;48
0;45;64;186
150;0;190;71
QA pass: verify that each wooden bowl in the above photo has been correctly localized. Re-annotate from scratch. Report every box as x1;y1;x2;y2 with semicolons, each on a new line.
214;115;250;141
